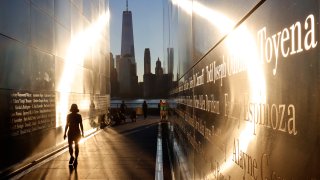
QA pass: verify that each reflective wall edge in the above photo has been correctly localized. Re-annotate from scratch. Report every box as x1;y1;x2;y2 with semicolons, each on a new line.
0;0;110;172
166;0;320;179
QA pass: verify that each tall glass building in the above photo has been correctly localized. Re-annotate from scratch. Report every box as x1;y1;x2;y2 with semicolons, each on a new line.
0;0;110;171
164;0;320;179
118;3;138;97
121;7;135;58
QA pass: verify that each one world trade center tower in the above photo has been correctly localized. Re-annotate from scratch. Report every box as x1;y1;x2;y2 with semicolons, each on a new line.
118;0;138;97
121;1;135;58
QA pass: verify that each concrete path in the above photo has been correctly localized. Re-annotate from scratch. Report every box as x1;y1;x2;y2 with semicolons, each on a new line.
19;116;162;180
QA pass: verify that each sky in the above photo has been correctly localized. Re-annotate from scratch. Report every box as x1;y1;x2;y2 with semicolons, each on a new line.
109;0;164;82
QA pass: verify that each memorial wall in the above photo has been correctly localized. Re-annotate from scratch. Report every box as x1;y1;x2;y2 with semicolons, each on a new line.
0;0;110;171
166;0;320;179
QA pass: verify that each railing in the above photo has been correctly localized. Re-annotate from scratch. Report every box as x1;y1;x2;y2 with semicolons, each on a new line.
110;99;176;116
111;102;161;109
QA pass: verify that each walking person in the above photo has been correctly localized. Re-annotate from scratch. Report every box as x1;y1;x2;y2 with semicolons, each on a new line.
159;100;168;120
64;104;84;166
142;100;148;119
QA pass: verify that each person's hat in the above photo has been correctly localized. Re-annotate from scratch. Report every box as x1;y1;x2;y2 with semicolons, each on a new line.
70;104;79;112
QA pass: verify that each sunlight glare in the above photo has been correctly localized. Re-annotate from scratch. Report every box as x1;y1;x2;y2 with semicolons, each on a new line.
171;0;267;176
56;11;110;127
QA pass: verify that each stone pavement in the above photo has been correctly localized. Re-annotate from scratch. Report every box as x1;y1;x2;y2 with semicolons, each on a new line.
18;116;162;180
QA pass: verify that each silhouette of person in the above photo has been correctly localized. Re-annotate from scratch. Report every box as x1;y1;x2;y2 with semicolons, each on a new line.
120;100;127;115
64;104;84;165
142;101;148;119
160;100;168;120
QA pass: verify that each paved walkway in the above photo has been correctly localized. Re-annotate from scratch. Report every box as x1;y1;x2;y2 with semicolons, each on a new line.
18;116;162;180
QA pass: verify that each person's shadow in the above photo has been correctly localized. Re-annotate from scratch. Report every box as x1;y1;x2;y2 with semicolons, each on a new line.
68;163;78;179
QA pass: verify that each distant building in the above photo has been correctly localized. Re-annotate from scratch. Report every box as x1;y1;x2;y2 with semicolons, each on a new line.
144;56;172;98
117;1;138;98
116;55;121;73
144;48;151;74
167;48;174;76
121;2;135;57
110;53;119;97
155;58;163;76
130;60;139;96
110;52;115;70
143;73;157;98
118;56;136;97
138;82;144;97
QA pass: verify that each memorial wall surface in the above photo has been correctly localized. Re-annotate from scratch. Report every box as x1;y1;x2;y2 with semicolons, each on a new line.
166;0;320;179
0;0;110;171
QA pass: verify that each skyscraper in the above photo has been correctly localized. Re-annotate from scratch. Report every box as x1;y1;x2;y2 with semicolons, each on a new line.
121;1;135;58
155;57;163;76
144;48;151;74
118;0;138;97
110;53;119;97
115;55;121;73
167;48;174;75
110;52;115;69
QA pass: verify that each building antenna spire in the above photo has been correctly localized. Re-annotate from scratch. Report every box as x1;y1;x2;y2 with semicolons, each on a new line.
126;0;128;11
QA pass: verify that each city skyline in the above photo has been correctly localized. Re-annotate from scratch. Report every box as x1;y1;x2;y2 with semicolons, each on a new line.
109;0;164;82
